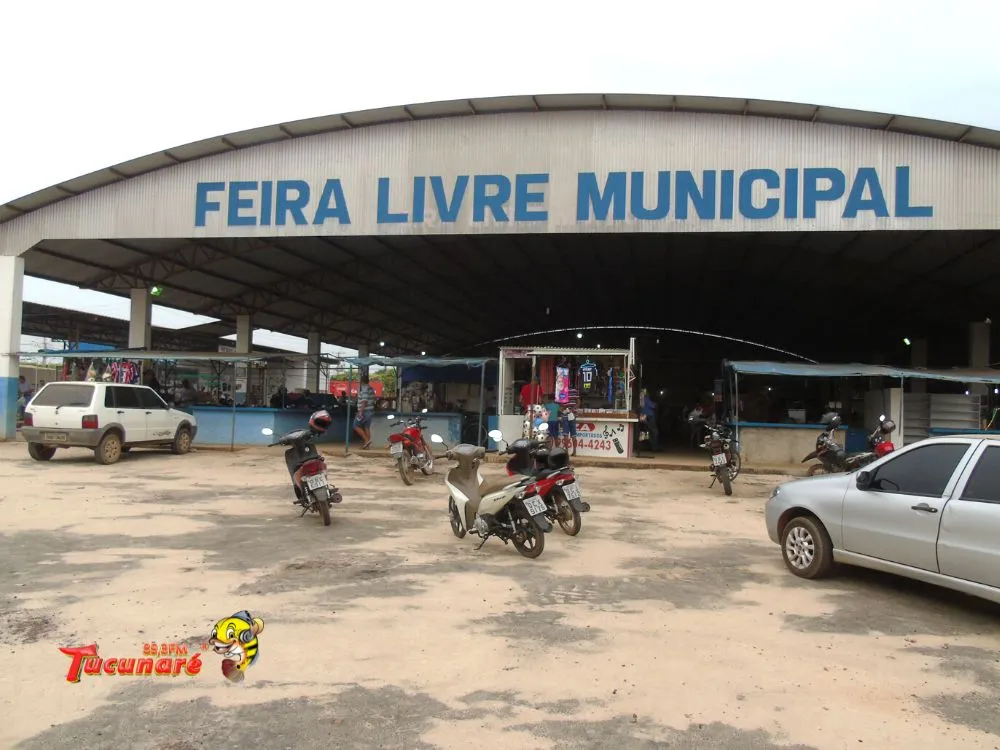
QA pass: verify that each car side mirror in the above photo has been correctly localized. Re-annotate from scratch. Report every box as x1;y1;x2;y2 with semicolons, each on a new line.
856;471;872;490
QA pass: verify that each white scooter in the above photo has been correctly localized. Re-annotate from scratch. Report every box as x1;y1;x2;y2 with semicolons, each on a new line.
431;432;552;559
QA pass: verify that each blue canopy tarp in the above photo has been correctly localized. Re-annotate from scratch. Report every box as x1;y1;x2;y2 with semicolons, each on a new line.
401;363;498;385
343;356;494;368
727;360;1000;385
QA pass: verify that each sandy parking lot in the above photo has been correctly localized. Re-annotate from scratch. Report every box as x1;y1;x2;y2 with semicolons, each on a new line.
0;442;997;749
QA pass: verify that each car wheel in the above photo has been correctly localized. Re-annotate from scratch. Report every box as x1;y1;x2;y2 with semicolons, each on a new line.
27;443;56;462
780;516;834;579
95;432;123;465
171;426;192;455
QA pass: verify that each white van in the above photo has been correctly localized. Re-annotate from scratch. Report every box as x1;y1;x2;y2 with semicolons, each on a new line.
21;382;198;465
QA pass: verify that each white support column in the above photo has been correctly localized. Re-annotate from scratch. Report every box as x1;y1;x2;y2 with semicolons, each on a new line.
235;315;253;354
0;256;24;440
969;322;990;396
128;288;152;349
911;339;927;394
306;331;322;393
357;344;370;382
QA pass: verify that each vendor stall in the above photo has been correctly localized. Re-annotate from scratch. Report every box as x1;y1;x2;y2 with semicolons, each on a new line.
726;360;1000;469
338;356;495;453
495;340;639;459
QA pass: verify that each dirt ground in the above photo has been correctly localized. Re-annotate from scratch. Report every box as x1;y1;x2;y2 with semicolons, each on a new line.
0;442;998;750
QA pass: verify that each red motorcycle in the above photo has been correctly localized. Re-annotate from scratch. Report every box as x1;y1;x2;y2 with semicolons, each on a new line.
386;411;434;485
488;429;590;536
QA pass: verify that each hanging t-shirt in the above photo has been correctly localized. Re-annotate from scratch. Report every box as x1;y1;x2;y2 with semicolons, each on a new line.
579;361;599;393
607;367;615;402
555;367;570;404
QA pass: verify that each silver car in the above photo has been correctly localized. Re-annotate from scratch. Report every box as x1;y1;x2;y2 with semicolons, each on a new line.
765;435;1000;604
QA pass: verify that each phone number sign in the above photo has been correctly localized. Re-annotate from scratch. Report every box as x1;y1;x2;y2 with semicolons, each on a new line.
552;422;630;457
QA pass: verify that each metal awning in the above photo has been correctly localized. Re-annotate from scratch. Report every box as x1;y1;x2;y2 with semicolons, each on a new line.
14;349;280;362
727;360;1000;385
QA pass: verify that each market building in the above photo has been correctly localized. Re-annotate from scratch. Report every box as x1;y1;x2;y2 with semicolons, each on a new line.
2;93;1000;460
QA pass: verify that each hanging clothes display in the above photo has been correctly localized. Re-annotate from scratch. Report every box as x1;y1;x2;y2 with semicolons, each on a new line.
539;357;555;395
579;359;599;394
555;367;570;403
106;360;141;384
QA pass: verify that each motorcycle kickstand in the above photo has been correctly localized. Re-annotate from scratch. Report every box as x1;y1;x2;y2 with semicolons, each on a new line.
474;533;492;551
709;475;717;489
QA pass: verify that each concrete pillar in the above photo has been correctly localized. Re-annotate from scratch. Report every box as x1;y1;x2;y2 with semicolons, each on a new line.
235;315;253;354
357;344;370;382
911;339;927;394
128;288;152;349
969;322;990;396
306;331;322;393
0;257;24;440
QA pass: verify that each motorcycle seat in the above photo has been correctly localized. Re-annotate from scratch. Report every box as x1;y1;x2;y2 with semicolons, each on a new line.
480;476;515;495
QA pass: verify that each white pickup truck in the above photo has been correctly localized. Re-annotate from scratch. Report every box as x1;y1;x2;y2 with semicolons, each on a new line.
21;381;197;465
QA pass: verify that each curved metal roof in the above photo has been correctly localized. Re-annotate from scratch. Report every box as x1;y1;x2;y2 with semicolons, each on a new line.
3;92;1000;226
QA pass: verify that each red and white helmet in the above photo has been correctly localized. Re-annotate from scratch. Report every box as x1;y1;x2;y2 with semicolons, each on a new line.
309;409;332;433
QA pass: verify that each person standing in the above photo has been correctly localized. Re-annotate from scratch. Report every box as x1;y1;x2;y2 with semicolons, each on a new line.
519;376;542;413
640;389;660;452
562;384;579;456
544;396;561;447
354;375;375;449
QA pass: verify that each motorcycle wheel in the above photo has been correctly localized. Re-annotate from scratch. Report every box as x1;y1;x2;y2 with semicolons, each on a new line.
420;446;434;475
728;453;742;480
553;489;582;536
719;468;733;496
448;497;466;538
511;514;545;559
397;454;414;486
314;491;331;526
807;464;827;477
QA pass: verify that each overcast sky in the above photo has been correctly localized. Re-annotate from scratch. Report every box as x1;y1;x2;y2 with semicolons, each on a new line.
4;0;999;350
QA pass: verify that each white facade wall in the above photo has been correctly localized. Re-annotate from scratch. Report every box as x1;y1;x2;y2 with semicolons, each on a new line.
2;110;999;255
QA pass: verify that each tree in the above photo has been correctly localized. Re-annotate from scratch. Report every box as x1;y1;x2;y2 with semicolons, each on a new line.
368;367;397;396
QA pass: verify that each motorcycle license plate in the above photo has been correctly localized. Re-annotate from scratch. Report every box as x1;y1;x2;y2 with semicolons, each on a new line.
711;453;727;467
523;497;547;516
304;474;328;491
389;443;403;455
562;483;581;500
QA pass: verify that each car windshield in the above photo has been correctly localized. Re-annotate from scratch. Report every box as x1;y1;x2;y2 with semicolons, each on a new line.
30;384;94;408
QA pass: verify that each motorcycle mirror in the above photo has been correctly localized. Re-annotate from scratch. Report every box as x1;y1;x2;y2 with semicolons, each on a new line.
261;427;274;436
421;408;428;413
430;434;444;444
879;414;886;421
386;414;395;421
488;429;504;441
537;422;549;432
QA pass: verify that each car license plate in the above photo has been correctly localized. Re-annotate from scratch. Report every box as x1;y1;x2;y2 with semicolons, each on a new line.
711;453;727;467
304;474;327;491
523;497;547;516
563;483;581;500
43;432;67;442
389;443;403;455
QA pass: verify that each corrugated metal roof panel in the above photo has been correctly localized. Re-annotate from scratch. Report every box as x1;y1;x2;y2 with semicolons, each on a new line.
224;125;291;148
342;105;412;126
533;93;605;109
604;93;675;109
281;114;351;136
814;106;891;129
407;99;475;118
469;95;536;113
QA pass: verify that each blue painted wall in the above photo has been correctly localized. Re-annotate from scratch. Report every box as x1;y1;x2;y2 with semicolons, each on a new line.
0;376;16;441
188;407;462;447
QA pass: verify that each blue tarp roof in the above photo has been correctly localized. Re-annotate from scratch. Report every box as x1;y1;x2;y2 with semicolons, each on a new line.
36;342;116;353
727;360;1000;385
343;356;494;368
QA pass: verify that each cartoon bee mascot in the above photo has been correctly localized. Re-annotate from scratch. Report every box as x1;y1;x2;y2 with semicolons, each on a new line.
209;610;264;683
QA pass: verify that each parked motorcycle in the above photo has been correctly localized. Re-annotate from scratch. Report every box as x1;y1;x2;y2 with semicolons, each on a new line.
802;414;896;476
691;417;740;496
261;409;342;526
490;428;590;536
386;409;433;485
430;433;552;558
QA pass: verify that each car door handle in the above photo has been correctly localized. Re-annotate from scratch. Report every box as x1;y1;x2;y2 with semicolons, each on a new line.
117;410;125;414
911;503;938;513
146;411;152;415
